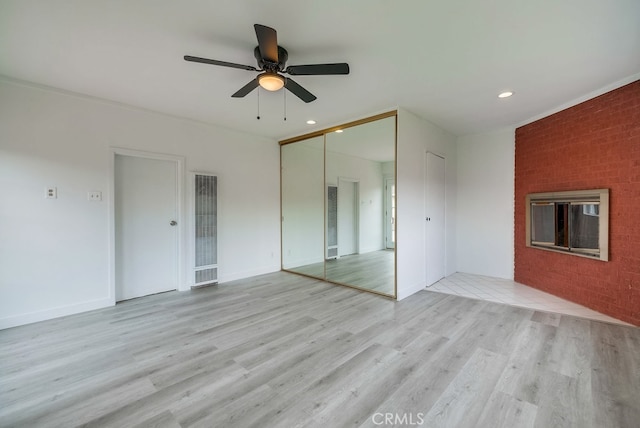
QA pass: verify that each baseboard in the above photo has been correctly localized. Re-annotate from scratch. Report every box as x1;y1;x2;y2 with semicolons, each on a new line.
218;265;281;284
0;297;114;330
396;281;427;300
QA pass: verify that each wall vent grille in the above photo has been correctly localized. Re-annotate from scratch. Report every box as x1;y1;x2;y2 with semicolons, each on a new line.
194;174;218;286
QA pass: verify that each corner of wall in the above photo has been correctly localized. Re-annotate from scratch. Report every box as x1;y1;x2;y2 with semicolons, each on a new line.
455;128;516;280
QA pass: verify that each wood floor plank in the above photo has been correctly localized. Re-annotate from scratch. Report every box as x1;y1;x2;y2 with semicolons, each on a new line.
258;343;400;427
83;361;249;427
130;410;182;428
179;384;277;428
420;348;509;428
494;320;558;405
475;390;537;428
372;311;501;418
589;322;640;428
547;316;592;379
1;271;638;428
533;371;593;428
4;376;158;427
313;330;450;428
531;310;562;327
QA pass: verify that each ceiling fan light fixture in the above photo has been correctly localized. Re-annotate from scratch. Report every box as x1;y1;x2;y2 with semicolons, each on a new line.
258;73;285;91
498;91;514;98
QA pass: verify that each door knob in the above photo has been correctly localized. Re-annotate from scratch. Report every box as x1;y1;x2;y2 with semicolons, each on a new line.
170;220;177;226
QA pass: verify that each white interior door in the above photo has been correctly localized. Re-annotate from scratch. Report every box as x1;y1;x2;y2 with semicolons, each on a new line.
115;154;178;301
425;152;445;286
338;179;358;256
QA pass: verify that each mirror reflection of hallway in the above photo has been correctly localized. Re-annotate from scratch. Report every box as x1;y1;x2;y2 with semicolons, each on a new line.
338;178;359;257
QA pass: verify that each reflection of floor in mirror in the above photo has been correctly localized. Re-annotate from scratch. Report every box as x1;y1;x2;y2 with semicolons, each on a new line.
326;250;394;294
286;263;325;279
287;249;395;295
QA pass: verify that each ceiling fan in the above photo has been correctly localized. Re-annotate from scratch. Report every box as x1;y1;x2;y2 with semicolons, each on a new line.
184;24;349;103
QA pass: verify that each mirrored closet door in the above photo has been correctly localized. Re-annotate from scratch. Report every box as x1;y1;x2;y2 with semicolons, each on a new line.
280;111;397;297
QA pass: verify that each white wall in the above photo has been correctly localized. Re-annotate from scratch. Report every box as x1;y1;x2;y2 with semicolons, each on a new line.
0;79;281;329
456;128;515;279
396;108;457;300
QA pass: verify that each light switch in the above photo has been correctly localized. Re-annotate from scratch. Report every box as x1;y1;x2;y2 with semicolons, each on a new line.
88;191;102;201
45;187;57;199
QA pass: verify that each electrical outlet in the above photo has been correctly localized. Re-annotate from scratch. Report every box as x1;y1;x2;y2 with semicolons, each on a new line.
45;187;57;199
88;191;102;201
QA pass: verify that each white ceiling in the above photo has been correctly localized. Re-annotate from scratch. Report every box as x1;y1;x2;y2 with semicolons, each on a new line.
1;1;639;141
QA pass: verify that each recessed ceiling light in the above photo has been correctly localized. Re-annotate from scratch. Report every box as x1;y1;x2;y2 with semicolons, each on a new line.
335;129;343;133
498;91;514;98
306;120;316;125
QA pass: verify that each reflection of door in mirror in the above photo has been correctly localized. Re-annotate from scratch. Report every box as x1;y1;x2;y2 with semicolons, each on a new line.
385;178;395;249
338;178;359;257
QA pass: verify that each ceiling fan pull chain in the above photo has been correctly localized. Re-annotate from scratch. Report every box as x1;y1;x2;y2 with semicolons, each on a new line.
283;87;287;121
257;87;260;120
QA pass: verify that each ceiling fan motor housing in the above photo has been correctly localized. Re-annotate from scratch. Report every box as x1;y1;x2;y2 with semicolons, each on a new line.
254;46;288;72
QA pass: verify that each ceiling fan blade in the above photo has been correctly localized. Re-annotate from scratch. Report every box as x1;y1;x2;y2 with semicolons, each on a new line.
285;63;350;75
184;55;257;71
254;24;279;63
285;78;317;103
231;79;259;98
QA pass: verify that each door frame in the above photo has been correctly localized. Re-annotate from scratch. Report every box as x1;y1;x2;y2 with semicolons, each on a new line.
109;148;185;304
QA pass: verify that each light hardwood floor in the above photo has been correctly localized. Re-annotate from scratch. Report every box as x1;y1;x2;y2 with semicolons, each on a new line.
1;271;639;427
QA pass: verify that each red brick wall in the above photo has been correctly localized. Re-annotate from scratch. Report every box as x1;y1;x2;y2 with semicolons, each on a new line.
515;80;640;326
